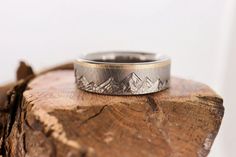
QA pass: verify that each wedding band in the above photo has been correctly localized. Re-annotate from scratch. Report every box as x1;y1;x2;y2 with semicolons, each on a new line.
74;51;171;95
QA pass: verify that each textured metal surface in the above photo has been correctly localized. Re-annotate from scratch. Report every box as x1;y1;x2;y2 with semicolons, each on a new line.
74;51;171;95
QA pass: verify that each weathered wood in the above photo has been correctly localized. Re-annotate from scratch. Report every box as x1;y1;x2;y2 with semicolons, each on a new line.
0;61;74;156
16;61;34;81
1;69;224;157
0;61;35;155
0;83;14;152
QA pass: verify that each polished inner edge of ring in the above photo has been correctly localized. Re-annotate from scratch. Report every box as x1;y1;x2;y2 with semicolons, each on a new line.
82;52;167;64
92;57;155;63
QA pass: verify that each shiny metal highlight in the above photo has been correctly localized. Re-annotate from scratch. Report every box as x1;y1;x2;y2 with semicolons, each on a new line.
74;51;171;95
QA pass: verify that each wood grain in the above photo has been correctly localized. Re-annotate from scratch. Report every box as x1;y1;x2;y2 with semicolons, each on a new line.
2;70;224;157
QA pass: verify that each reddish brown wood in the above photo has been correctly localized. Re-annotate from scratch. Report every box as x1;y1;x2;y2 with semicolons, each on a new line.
0;66;224;157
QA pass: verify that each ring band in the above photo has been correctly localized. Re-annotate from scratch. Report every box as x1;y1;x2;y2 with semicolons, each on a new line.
74;51;171;95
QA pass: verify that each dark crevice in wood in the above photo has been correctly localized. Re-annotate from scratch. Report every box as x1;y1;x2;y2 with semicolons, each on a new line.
0;61;35;156
23;132;27;154
24;118;37;131
79;149;88;157
23;110;34;131
48;138;57;157
147;96;158;112
79;105;108;127
6;78;33;138
197;95;223;105
45;129;54;137
2;76;34;156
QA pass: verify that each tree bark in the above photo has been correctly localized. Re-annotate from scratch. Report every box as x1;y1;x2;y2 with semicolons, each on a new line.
0;64;224;157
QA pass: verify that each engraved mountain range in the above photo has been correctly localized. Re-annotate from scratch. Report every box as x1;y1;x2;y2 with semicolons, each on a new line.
76;72;168;94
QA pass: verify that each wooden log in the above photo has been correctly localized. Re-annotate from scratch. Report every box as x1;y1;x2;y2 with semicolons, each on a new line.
0;61;72;156
0;61;35;154
1;69;224;157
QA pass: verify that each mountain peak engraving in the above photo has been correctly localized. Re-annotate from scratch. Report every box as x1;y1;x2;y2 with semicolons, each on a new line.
124;72;142;83
96;77;119;93
85;82;97;91
77;72;168;94
120;72;142;93
136;77;154;94
77;76;89;87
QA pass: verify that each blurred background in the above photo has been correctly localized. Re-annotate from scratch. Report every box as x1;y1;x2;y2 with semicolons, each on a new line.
0;0;235;156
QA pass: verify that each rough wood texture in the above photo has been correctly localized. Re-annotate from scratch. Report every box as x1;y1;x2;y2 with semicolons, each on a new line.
0;61;35;154
0;83;14;151
0;69;224;157
0;62;73;156
16;61;34;81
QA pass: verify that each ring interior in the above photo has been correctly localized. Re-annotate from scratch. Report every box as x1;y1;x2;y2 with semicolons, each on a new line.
84;52;165;63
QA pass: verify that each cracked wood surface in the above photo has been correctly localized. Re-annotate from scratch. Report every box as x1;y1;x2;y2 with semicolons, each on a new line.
3;70;224;157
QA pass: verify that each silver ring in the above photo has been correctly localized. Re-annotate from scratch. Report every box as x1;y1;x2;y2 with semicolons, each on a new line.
74;51;171;95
